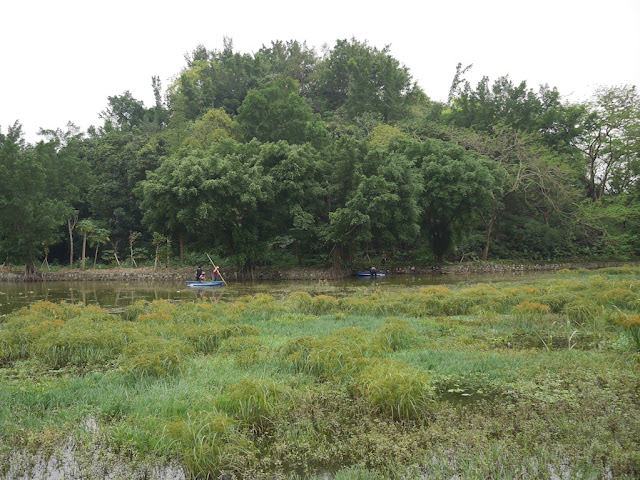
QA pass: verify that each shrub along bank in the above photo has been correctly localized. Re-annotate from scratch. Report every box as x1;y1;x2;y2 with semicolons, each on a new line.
0;267;638;478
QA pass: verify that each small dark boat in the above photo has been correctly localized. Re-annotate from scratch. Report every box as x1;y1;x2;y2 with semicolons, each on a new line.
186;280;225;287
355;270;386;277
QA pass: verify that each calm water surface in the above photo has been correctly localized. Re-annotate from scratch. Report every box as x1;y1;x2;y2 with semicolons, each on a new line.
0;272;553;316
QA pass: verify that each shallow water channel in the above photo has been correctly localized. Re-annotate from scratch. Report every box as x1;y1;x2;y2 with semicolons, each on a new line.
0;271;552;316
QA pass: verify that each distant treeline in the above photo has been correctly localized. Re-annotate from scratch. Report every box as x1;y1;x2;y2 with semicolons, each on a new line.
1;38;639;274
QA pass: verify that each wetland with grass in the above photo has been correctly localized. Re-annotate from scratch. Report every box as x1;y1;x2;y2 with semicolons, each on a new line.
0;267;639;479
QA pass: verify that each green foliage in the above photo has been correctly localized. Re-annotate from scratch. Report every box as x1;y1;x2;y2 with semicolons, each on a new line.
236;76;327;146
310;38;418;122
169;411;256;477
0;124;90;269
184;107;234;149
392;137;503;260
5;37;640;269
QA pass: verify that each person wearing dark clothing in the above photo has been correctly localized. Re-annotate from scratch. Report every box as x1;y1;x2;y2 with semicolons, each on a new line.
196;266;203;281
381;253;386;269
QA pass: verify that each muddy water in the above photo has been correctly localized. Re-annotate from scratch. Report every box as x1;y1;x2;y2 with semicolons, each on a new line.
0;272;553;316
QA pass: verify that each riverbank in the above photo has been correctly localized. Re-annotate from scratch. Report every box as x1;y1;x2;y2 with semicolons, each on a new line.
1;261;638;282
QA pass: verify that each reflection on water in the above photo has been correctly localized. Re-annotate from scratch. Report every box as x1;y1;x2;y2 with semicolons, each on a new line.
0;271;553;316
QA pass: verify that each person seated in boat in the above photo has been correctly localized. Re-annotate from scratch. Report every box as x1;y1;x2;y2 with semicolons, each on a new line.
196;266;204;281
212;266;220;281
370;266;377;277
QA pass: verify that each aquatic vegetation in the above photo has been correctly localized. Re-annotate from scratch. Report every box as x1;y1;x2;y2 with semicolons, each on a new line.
1;268;639;479
34;318;128;368
167;412;256;476
600;288;637;309
117;337;194;377
219;336;266;366
618;314;640;351
223;377;292;428
376;317;418;351
310;294;339;314
562;298;601;325
419;286;453;298
511;301;551;316
352;358;434;420
180;323;259;354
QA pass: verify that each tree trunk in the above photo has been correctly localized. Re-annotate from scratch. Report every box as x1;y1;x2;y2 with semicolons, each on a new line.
482;207;497;261
93;246;99;269
154;245;159;270
81;231;87;270
129;243;137;267
331;243;343;271
24;261;40;281
296;242;302;267
67;216;78;267
111;240;121;267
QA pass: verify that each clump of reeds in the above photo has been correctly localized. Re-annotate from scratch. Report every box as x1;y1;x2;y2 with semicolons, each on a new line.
219;335;265;366
222;377;292;428
618;314;640;351
179;323;259;354
599;288;637;310
512;302;552;317
167;412;255;478
376;317;418;351
352;358;434;420
562;298;601;325
310;294;340;314
117;337;194;377
34;318;129;368
419;286;453;298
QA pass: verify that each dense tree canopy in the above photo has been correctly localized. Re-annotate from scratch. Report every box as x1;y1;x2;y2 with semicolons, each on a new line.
1;37;638;274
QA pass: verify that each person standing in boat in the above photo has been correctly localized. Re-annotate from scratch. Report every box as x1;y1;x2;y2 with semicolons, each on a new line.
196;266;204;281
381;253;386;270
212;266;220;281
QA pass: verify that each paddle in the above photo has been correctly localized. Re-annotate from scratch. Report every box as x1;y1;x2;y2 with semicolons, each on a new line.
206;253;228;286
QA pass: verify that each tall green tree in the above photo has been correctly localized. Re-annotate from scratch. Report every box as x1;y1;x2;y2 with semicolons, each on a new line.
0;123;87;276
236;76;327;146
445;125;578;259
137;152;210;263
310;38;418;122
257;142;325;265
395;137;503;261
255;40;318;94
574;85;640;201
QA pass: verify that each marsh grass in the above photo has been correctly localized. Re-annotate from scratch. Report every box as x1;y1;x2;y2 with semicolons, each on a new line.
1;267;639;479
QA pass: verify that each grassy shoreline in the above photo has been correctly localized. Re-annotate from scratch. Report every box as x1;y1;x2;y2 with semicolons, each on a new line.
1;267;639;478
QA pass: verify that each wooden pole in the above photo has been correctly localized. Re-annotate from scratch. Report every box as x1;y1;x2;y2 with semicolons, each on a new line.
206;253;228;285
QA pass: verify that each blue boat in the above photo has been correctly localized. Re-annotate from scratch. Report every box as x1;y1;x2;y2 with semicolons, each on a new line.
355;270;386;277
186;280;225;287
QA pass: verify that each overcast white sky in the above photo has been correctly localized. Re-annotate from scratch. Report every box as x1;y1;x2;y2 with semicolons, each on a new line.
2;0;639;143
